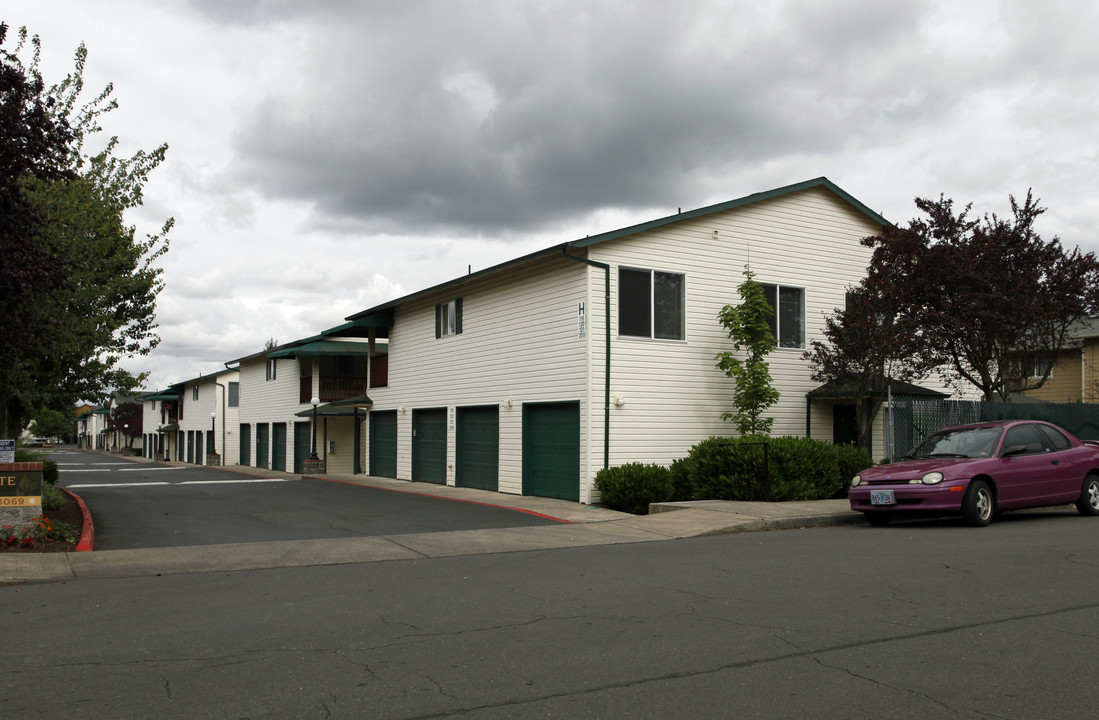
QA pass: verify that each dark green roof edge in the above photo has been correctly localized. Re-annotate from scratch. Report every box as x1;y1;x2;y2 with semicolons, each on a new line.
567;177;888;249
345;177;887;323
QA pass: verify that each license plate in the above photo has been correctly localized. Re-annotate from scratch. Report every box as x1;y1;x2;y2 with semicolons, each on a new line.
870;490;895;506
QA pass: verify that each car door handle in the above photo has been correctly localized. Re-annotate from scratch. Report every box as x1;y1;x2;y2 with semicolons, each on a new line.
1051;460;1060;465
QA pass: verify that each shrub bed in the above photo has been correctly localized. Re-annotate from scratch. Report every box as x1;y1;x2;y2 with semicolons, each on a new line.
672;436;874;502
594;462;673;514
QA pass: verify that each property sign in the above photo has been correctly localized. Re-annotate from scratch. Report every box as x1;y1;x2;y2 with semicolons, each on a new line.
578;302;587;339
0;468;42;507
0;440;13;463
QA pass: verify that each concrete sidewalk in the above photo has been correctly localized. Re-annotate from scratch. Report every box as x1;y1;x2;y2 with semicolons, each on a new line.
0;456;863;584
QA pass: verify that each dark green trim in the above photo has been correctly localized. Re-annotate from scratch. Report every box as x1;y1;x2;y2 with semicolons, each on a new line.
343;177;886;327
267;340;373;359
567;177;888;249
561;249;610;471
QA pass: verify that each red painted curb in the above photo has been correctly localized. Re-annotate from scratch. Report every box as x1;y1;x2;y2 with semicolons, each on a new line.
60;486;94;552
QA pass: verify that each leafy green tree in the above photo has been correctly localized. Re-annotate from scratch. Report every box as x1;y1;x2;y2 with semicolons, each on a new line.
715;267;780;435
0;24;171;437
28;407;73;441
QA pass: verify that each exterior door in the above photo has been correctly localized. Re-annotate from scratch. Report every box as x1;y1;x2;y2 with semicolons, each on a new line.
256;423;269;469
523;402;580;501
369;410;398;478
293;421;312;473
456;406;499;492
194;431;203;465
272;422;287;472
239;424;251;466
186;431;195;463
412;408;447;484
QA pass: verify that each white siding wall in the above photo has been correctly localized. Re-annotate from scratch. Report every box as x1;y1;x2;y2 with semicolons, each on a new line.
237;356;309;470
175;372;240;465
587;185;881;470
366;255;590;496
142;400;160;457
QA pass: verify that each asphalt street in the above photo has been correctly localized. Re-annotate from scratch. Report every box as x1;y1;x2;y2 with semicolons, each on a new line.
51;448;565;549
4;512;1099;718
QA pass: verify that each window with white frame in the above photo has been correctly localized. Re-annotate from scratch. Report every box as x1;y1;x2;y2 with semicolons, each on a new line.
228;382;240;408
618;267;685;340
192;386;199;401
435;298;463;338
760;283;805;349
266;358;277;381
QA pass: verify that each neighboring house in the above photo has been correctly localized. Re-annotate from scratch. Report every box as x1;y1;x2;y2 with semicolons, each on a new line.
229;330;384;474
163;369;241;466
333;176;890;503
1020;317;1099;403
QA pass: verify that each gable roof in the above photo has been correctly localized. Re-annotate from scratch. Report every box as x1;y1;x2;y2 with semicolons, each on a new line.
346;177;887;322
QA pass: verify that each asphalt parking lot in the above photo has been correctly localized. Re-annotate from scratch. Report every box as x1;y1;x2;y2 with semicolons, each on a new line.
52;448;566;550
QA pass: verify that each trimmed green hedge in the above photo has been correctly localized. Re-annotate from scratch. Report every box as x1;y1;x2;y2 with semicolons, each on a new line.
671;436;874;502
594;462;673;514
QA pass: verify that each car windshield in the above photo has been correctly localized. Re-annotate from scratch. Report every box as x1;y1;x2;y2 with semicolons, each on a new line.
909;426;1003;459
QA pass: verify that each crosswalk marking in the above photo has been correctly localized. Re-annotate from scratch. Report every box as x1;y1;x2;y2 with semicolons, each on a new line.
66;478;287;489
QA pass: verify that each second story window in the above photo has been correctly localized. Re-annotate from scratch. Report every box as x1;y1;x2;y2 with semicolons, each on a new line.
228;382;240;408
192;386;199;401
266;358;277;381
761;283;805;349
436;299;463;338
619;267;685;340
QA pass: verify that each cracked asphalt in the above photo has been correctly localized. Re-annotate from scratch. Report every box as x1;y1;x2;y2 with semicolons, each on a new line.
4;507;1099;718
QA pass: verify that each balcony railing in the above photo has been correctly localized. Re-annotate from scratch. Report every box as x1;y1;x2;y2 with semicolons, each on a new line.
301;376;368;403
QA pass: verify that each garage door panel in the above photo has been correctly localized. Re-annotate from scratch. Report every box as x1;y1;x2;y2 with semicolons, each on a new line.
523;402;580;501
412;408;447;485
457;406;499;492
370;411;398;478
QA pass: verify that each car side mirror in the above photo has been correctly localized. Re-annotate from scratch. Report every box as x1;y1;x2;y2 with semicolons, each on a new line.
1001;444;1028;457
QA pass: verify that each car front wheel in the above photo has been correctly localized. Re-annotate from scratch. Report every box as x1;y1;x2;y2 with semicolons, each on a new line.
1076;474;1099;516
962;480;994;527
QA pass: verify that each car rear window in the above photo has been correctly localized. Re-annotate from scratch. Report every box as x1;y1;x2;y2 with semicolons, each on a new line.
1037;424;1072;451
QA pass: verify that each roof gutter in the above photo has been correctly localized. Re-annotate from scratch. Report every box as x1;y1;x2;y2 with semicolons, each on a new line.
561;248;610;472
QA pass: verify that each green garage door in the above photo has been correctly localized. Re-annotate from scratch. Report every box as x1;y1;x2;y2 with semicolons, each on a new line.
239;424;251;466
272;422;287;471
256;424;269;469
369;410;398;478
457;406;499;492
523;402;580;501
186;430;195;464
412;408;447;485
293;421;312;473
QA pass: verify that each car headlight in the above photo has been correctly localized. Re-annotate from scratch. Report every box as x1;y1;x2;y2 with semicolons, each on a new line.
851;475;862;488
921;471;944;485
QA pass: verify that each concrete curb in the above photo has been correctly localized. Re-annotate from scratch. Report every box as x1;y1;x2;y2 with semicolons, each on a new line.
60;487;94;552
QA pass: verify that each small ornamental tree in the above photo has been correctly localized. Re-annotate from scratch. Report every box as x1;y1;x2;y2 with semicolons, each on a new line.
860;192;1099;401
715;267;780;435
109;401;143;448
803;285;921;451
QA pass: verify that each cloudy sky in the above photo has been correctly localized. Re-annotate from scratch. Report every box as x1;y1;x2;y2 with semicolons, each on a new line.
10;0;1099;391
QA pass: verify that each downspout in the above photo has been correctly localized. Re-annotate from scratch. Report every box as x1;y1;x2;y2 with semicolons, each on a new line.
215;381;227;467
561;247;611;471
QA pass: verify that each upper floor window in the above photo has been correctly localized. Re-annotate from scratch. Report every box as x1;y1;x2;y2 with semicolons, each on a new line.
436;299;463;338
761;283;805;349
192;386;199;401
228;382;240;408
266;358;277;381
619;268;685;340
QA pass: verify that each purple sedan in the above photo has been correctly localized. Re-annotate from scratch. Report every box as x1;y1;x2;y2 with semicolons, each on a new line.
849;420;1099;526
